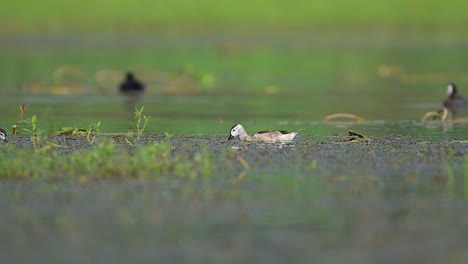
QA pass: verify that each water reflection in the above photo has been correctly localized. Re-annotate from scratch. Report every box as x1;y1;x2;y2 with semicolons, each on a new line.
0;92;467;137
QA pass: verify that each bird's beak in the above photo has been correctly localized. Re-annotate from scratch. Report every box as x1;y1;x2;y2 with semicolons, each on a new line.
228;135;234;141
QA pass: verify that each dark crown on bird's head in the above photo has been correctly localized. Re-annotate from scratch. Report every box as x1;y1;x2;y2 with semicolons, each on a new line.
230;124;240;131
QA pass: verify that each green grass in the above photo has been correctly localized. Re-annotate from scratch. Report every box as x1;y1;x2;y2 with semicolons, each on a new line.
2;0;468;33
0;140;226;180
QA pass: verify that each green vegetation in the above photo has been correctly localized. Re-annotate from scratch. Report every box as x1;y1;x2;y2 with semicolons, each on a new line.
2;0;468;33
0;141;225;180
0;105;234;181
126;106;150;147
87;121;100;144
22;114;42;149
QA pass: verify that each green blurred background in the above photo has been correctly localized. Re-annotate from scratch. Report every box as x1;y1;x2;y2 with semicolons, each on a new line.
2;0;468;94
3;0;468;31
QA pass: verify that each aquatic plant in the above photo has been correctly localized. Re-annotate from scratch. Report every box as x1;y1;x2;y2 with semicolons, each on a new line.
126;106;151;147
56;127;87;135
11;104;27;141
22;114;42;149
87;121;101;145
0;141;223;180
54;122;100;145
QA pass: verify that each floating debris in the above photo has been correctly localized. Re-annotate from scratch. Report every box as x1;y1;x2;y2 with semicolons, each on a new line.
453;117;468;123
323;113;364;123
421;107;448;123
95;69;124;92
50;65;86;94
56;127;87;135
348;130;372;143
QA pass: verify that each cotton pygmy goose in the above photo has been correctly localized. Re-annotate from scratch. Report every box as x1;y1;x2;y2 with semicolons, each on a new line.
228;124;298;143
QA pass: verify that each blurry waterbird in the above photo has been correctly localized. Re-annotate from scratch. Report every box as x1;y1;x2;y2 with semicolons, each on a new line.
119;72;145;95
443;83;466;117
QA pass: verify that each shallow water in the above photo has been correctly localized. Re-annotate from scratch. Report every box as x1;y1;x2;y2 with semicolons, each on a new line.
1;28;467;134
0;92;464;137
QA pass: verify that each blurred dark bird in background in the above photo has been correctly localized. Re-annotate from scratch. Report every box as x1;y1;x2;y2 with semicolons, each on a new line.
443;83;467;117
119;72;145;96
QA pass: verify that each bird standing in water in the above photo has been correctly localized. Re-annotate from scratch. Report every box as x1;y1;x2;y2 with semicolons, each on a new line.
443;83;467;117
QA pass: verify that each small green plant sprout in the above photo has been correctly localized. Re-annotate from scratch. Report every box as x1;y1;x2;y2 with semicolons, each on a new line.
87;121;101;145
11;104;27;141
22;114;43;149
127;106;150;146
